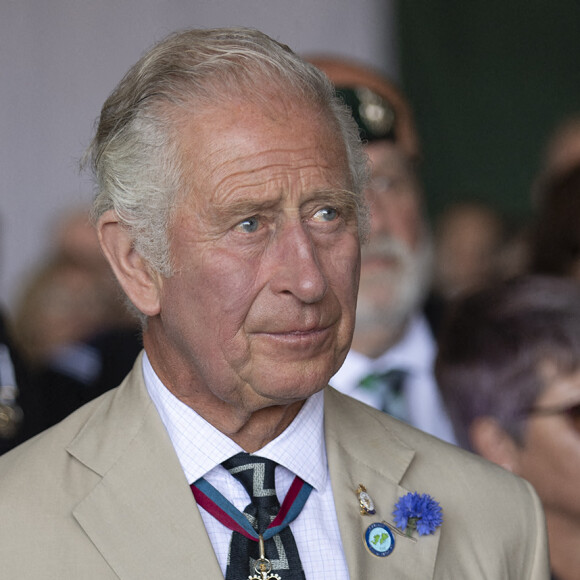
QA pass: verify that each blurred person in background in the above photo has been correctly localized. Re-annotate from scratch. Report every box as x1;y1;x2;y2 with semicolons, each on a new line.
436;275;580;580
0;308;40;453
0;213;42;453
13;256;111;367
534;114;580;199
12;207;141;429
53;206;138;329
432;200;506;302
528;162;580;281
309;56;454;442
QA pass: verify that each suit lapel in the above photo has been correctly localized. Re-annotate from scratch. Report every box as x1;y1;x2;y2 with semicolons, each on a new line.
63;361;441;578
325;387;441;579
67;357;222;579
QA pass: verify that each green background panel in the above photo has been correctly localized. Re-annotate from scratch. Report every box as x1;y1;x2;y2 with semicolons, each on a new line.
397;0;580;222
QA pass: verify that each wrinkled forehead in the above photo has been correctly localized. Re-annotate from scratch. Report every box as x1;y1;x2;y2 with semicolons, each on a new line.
169;93;352;204
164;71;340;150
194;77;340;136
172;83;348;162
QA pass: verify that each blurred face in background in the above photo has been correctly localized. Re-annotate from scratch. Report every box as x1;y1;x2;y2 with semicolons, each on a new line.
353;141;432;356
511;364;580;522
434;203;504;300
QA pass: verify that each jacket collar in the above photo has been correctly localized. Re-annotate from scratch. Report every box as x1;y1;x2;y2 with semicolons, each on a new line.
325;386;441;578
65;359;439;579
66;355;223;579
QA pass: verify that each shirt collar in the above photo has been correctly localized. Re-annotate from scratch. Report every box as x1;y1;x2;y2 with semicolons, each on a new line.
142;352;327;492
331;313;434;390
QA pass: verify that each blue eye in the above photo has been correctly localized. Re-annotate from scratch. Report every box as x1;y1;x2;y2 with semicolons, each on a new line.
236;216;259;233
314;207;338;222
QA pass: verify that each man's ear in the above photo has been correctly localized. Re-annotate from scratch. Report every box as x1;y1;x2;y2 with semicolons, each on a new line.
469;416;520;473
97;210;162;317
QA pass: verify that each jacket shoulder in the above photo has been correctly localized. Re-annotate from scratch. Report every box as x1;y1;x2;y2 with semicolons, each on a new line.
324;386;550;578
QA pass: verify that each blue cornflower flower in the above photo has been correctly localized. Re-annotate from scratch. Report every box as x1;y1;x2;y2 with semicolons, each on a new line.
393;492;443;537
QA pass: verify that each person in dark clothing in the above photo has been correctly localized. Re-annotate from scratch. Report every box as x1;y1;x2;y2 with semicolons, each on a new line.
38;326;142;428
0;310;44;454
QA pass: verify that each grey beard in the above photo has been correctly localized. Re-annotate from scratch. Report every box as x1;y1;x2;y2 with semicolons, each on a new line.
355;233;434;335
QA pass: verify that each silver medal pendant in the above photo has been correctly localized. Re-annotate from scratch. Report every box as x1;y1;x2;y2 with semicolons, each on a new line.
248;536;282;580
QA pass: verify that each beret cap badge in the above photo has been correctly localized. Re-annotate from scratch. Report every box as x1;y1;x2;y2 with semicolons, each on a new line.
335;86;396;142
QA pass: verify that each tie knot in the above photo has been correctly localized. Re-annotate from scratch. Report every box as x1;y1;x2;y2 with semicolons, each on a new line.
378;368;408;395
222;452;278;505
359;368;408;395
359;368;409;421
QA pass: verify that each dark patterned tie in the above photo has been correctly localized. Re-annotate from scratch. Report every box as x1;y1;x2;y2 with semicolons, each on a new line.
359;368;409;421
223;452;306;580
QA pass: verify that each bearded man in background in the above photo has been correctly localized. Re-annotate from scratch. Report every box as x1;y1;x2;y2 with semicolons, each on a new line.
310;57;455;442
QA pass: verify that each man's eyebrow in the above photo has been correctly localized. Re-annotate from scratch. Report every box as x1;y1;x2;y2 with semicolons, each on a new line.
307;189;361;217
210;198;280;222
210;189;360;221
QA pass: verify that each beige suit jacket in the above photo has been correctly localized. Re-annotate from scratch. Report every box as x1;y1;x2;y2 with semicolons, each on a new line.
0;355;549;578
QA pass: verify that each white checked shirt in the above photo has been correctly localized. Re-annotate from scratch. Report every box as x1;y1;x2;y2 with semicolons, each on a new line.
143;353;350;579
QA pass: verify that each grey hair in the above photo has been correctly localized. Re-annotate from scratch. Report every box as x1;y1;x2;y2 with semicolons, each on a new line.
86;27;369;278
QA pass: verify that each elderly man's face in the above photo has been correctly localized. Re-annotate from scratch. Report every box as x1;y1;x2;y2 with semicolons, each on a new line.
354;141;431;343
150;97;360;416
364;142;423;252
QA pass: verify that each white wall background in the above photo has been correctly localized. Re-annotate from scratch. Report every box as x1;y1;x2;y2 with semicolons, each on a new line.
0;0;398;313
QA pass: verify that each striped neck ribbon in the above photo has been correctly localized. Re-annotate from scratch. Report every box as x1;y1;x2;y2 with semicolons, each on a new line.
190;474;313;541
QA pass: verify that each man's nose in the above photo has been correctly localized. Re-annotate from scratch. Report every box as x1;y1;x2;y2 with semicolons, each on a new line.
268;220;328;303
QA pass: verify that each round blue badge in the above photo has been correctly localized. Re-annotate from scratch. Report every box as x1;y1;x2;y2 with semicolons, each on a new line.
365;522;395;557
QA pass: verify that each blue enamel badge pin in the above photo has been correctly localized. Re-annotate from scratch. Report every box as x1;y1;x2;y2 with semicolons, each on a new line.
364;522;395;557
